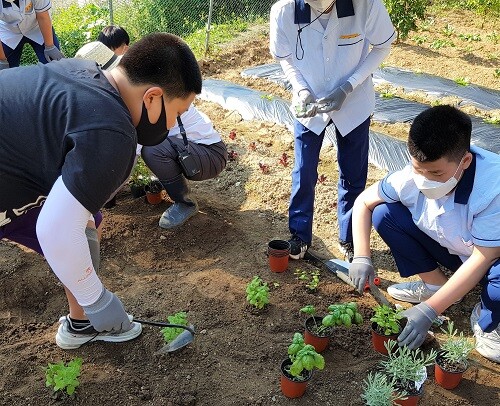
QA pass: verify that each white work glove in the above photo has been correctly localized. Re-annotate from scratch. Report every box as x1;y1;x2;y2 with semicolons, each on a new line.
0;59;9;71
316;82;353;113
292;89;318;118
398;302;438;349
82;287;133;332
349;256;375;293
44;45;64;62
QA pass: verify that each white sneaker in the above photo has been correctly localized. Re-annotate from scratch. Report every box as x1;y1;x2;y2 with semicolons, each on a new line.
470;303;500;363
387;281;436;303
55;315;142;350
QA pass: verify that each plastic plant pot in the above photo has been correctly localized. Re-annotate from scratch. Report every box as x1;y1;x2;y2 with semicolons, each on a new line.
371;322;400;355
304;316;329;353
267;240;290;273
279;358;312;399
434;351;467;390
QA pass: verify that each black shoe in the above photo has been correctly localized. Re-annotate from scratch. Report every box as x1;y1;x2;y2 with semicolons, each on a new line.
338;240;354;263
288;236;309;260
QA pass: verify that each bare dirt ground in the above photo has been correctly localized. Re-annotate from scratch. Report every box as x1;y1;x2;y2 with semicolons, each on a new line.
1;7;499;406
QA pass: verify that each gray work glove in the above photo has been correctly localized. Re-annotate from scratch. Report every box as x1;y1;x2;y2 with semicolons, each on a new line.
0;59;9;71
292;88;318;118
316;81;353;113
398;302;438;349
44;45;64;62
349;256;375;293
82;287;133;332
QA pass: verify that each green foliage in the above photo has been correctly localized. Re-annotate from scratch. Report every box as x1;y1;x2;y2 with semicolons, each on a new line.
246;276;270;309
294;268;321;292
361;371;407;406
381;340;437;390
432;0;500;17
129;157;152;187
161;312;189;343
459;33;482;41
371;304;404;335
454;77;470;86
439;321;474;365
323;302;364;329
286;333;325;378
383;0;428;41
429;38;455;49
52;3;109;58
485;114;500;124
45;358;82;396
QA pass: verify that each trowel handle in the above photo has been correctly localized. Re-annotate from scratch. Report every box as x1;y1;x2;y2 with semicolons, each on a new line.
133;319;195;335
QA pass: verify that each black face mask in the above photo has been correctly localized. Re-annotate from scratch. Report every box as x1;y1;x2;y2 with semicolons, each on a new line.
135;95;169;146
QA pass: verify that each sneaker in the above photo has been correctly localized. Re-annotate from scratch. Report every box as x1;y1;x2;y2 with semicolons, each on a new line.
288;236;309;260
470;303;500;363
387;281;463;304
55;315;142;350
159;201;198;229
338;240;354;263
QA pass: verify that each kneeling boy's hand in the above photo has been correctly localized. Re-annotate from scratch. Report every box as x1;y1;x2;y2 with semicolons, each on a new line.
398;302;438;349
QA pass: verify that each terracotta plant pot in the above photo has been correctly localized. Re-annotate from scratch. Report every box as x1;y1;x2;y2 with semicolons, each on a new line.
267;240;290;273
394;383;423;406
145;180;165;205
304;316;329;353
434;351;467;389
371;322;400;355
280;358;312;398
146;191;163;205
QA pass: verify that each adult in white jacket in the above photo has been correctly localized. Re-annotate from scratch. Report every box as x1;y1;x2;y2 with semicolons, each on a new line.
269;0;395;259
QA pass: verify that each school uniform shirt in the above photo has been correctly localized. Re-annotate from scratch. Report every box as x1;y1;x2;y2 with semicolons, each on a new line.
0;0;51;48
270;0;395;136
379;146;500;261
0;59;137;227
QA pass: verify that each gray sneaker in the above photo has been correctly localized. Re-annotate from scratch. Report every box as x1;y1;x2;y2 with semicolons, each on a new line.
159;201;198;229
55;315;142;350
470;302;500;363
387;281;436;304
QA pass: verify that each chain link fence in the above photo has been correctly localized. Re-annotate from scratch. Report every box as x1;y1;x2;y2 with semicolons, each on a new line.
19;0;274;65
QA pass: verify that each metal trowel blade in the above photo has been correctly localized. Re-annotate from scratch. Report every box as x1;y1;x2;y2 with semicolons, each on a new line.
156;325;195;354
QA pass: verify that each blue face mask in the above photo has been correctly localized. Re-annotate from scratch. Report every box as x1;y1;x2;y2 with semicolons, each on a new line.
135;96;168;146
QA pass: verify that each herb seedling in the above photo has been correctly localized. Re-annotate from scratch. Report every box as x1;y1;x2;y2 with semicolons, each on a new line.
286;333;325;380
258;162;270;174
454;77;470;86
278;152;289;167
294;268;321;292
161;311;189;343
229;130;236;140
381;340;437;394
361;371;407;406
45;357;82;396
325;302;363;328
371;304;404;335
228;150;238;161
439;321;474;369
246;276;270;309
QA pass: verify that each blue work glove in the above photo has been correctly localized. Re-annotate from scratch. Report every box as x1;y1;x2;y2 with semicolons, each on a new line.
0;59;9;70
349;256;375;293
44;45;64;62
82;287;133;332
398;302;438;349
292;88;318;118
316;82;353;113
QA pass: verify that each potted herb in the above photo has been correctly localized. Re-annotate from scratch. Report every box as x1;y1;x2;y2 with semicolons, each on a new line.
129;158;151;198
45;357;82;398
280;332;325;398
434;321;474;389
245;276;270;312
370;304;405;355
380;340;437;406
144;178;165;205
361;371;407;406
300;302;363;353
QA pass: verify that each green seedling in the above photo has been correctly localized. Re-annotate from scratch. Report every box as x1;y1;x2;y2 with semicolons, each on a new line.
361;371;407;406
260;94;274;101
246;276;269;309
294;268;321;292
442;24;455;37
454;77;470;86
325;302;364;328
371;304;404;335
485;115;500;124
286;333;325;380
439;321;474;367
493;68;500;78
45;357;82;396
429;39;454;49
459;33;481;42
161;311;189;343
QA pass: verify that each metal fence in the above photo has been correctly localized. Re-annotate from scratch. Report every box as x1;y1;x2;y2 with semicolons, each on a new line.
18;0;274;65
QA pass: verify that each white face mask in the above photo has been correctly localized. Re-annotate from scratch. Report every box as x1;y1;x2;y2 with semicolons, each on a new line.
412;158;464;200
305;0;335;13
